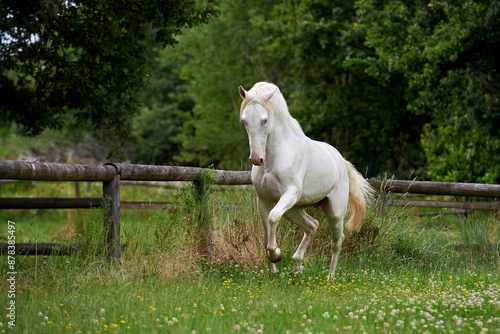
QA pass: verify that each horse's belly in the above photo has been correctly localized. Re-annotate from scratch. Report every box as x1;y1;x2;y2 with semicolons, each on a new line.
299;183;336;204
252;169;335;205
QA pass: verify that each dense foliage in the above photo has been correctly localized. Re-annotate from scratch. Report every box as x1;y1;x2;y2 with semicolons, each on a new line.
345;0;500;182
2;1;499;182
134;0;499;182
0;0;218;138
133;0;428;175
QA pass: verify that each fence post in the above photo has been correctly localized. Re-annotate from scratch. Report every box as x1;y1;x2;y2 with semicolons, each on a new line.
75;181;80;198
103;173;121;262
194;177;211;258
375;188;389;220
462;196;470;228
86;182;91;197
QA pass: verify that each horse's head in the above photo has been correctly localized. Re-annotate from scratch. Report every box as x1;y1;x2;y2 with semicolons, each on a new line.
238;83;278;166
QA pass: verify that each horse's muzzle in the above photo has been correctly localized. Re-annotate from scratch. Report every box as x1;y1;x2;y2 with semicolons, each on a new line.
249;153;265;166
249;157;264;166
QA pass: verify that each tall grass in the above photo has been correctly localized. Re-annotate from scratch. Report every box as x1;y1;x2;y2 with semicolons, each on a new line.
64;182;500;277
2;179;499;273
1;179;500;333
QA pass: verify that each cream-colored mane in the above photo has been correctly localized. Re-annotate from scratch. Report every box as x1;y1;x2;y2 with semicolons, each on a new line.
240;82;305;136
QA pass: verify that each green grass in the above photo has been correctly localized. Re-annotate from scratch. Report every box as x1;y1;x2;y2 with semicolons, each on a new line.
1;181;500;333
0;180;179;243
4;256;500;333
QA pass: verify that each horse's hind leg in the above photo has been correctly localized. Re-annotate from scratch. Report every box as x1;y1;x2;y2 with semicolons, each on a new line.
283;207;319;274
257;197;278;275
322;190;348;279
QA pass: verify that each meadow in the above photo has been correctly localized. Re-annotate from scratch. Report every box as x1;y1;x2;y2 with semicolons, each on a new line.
1;179;499;333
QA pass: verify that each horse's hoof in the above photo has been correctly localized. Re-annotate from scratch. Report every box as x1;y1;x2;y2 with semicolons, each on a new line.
270;251;282;263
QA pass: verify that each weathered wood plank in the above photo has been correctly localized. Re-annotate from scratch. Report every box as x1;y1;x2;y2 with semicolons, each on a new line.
369;179;500;198
112;163;252;185
416;210;472;217
119;181;178;189
0;198;103;209
213;170;252;185
0;160;116;181
0;198;176;210
0;243;82;255
120;201;173;210
390;199;500;210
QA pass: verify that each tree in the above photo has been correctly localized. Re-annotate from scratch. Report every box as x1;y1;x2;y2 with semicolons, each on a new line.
0;0;218;139
128;52;194;165
131;0;499;182
159;0;426;176
251;0;427;176
159;0;275;169
343;0;500;182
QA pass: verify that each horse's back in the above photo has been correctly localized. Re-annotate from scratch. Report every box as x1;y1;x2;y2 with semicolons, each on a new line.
300;139;348;200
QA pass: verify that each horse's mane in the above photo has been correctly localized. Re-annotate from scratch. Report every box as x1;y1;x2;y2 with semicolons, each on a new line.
240;82;305;136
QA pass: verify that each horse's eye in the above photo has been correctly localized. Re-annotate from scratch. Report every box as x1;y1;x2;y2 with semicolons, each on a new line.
261;119;268;126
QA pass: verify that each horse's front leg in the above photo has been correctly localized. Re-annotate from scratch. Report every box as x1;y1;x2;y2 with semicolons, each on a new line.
257;197;278;275
267;187;300;263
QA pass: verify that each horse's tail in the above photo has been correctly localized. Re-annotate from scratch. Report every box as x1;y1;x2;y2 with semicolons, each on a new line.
345;160;375;232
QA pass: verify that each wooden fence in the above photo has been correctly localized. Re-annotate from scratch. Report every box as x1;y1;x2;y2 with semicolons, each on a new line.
0;160;251;260
1;160;499;260
370;179;500;211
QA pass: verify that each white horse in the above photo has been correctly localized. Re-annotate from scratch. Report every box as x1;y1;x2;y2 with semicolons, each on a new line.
238;82;374;278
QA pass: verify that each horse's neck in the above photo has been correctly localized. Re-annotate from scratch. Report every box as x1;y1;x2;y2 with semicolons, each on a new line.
266;118;303;160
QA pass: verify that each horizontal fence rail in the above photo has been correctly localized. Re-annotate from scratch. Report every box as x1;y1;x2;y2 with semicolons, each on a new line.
0;197;103;209
0;160;252;184
111;163;252;185
1;160;499;259
0;242;82;255
388;199;500;211
0;198;174;210
0;160;117;181
368;179;500;198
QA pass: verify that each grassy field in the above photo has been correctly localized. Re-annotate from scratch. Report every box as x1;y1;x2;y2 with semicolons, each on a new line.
1;180;500;333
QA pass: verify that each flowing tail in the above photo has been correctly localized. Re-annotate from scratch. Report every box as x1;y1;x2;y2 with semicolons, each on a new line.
345;160;375;232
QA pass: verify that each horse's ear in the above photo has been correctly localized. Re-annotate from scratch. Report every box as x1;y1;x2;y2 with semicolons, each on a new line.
238;86;247;99
265;87;278;102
